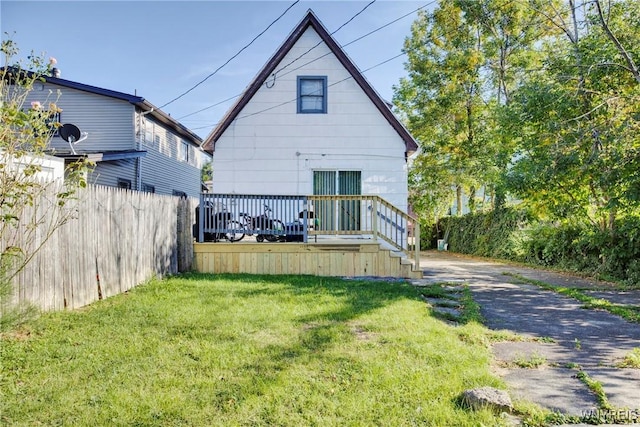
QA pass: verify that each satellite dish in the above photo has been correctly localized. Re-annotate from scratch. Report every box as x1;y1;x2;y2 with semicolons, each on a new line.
59;123;81;142
59;123;88;154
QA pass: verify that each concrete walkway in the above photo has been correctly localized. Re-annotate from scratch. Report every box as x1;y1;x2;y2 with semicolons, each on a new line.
415;251;640;425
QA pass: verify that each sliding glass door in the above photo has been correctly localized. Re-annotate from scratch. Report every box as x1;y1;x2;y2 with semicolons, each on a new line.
313;171;361;232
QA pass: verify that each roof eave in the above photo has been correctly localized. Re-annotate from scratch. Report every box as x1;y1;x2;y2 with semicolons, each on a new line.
2;67;203;147
136;100;203;146
202;12;317;153
202;10;419;155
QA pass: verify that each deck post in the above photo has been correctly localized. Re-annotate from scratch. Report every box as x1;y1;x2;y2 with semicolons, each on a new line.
302;196;308;243
198;193;205;243
372;197;378;241
414;221;420;265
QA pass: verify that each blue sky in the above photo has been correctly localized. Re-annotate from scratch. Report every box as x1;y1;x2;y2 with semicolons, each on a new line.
2;1;430;139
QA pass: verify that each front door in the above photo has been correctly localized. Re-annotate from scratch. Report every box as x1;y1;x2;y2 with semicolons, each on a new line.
313;171;362;232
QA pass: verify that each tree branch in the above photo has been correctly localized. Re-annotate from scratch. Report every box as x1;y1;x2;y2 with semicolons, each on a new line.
594;0;640;84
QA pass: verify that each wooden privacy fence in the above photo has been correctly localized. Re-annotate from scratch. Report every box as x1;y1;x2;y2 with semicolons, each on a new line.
2;183;195;312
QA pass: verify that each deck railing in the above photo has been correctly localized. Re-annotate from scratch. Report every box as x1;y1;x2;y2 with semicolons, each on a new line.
196;193;420;264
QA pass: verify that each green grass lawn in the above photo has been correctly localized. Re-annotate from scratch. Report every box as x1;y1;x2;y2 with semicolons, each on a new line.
1;274;509;426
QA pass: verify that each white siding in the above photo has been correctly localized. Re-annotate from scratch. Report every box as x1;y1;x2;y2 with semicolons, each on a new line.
212;27;409;211
1;152;65;181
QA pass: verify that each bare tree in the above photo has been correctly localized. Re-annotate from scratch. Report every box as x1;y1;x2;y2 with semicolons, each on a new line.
1;37;90;329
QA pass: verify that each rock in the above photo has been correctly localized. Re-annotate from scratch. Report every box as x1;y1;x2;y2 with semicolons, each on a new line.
461;387;513;413
432;306;462;318
420;296;459;307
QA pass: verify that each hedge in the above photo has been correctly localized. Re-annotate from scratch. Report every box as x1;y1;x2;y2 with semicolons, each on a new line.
425;209;640;286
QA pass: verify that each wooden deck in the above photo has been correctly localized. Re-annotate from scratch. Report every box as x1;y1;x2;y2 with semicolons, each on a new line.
193;238;422;279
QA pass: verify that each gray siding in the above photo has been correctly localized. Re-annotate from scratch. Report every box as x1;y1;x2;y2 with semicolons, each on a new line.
23;81;204;197
88;160;137;189
26;83;135;153
138;117;203;198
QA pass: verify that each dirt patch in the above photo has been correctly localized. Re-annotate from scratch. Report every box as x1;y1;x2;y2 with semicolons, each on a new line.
348;323;376;341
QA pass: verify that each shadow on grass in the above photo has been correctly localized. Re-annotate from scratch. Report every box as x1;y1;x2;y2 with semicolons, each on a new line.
170;273;421;407
178;272;416;320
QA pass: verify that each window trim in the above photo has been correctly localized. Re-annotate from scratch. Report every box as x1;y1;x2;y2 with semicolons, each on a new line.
143;122;153;147
179;140;189;163
24;108;61;137
142;183;155;193
117;178;132;190
47;111;61;137
297;76;327;114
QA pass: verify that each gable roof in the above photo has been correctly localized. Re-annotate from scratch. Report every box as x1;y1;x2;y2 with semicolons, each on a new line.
202;10;418;155
2;67;202;146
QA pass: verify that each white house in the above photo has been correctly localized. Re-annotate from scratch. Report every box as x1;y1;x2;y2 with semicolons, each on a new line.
202;10;418;213
1;151;65;181
21;73;207;198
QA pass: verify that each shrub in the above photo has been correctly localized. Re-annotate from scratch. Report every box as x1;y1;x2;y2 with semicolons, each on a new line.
427;207;530;259
424;207;640;286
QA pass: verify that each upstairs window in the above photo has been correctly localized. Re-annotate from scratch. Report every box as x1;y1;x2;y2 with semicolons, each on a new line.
143;126;153;146
46;111;61;137
297;76;327;114
24;107;60;137
179;140;189;162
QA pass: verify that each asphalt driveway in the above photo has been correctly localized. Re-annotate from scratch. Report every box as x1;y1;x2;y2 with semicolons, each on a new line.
416;251;640;422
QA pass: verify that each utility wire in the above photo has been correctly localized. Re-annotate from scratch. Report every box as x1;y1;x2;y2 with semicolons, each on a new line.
188;48;407;131
178;1;432;121
178;94;240;120
236;53;407;122
158;0;300;110
269;0;376;81
187;0;507;130
189;0;567;133
178;0;377;121
276;1;436;81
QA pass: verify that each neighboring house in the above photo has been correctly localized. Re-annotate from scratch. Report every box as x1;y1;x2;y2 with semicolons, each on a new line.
202;10;418;212
1;151;65;181
21;72;207;198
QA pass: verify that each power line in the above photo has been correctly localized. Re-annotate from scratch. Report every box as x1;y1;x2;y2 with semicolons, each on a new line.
268;0;377;82
236;53;407;122
178;0;378;121
192;0;521;131
211;1;612;136
275;1;435;81
177;94;240;121
178;1;433;122
188;48;408;131
190;0;560;133
158;0;300;110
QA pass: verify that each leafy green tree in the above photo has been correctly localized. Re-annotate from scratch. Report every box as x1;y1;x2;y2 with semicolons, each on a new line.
394;4;487;217
505;0;640;231
1;37;90;328
201;160;212;183
395;0;554;219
